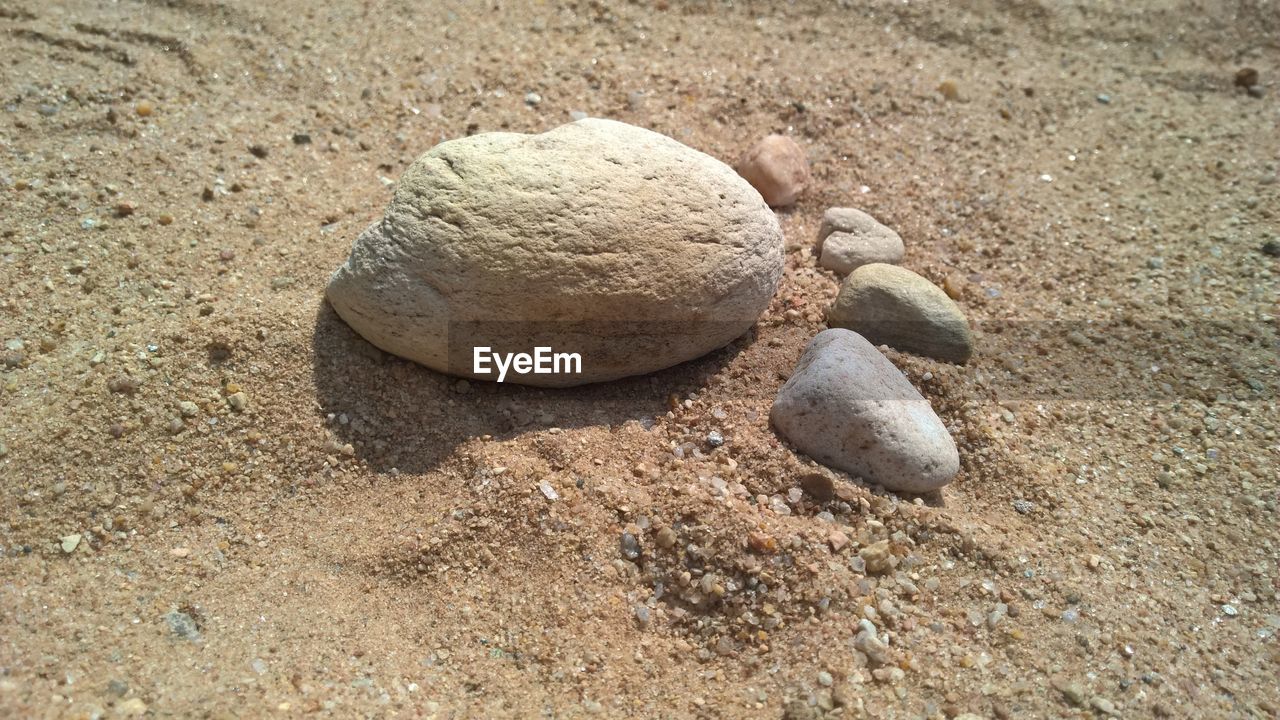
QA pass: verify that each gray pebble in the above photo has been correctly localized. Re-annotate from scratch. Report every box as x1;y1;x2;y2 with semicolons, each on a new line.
164;610;201;641
770;329;960;493
620;532;641;560
816;208;904;276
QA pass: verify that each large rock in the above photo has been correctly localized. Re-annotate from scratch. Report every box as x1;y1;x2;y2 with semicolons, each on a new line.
326;118;783;386
770;329;959;493
828;264;974;364
817;207;904;275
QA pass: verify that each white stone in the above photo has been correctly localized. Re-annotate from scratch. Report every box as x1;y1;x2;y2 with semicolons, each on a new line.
327;119;783;386
817;207;904;275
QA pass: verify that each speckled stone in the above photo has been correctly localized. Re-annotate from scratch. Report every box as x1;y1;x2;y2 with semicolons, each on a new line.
770;329;959;493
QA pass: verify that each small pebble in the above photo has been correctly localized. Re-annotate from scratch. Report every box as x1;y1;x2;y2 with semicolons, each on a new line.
747;531;778;553
538;480;559;501
1058;683;1087;707
734;134;809;207
226;391;247;412
60;534;81;553
1091;697;1118;716
620;532;641;560
855;630;890;666
178;401;200;418
816;207;905;275
937;80;960;101
1234;67;1259;88
859;540;896;575
798;472;836;502
942;273;965;300
135;101;154;117
292;133;312;145
165;610;200;641
707;430;724;447
524;92;542;106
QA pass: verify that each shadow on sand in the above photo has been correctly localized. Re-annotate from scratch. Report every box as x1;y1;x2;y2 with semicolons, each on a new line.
310;301;752;475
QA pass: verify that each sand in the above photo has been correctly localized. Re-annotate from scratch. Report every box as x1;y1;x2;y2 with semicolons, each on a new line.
2;1;1278;717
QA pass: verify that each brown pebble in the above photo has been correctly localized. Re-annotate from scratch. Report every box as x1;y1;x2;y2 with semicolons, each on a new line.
735;134;809;207
249;144;269;159
157;214;174;226
943;273;965;300
135;101;154;117
1234;67;1259;88
107;376;139;395
747;531;778;554
114;202;136;218
938;80;960;101
798;472;836;502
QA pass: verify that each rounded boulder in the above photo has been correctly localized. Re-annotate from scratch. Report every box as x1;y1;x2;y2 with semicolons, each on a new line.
326;118;784;386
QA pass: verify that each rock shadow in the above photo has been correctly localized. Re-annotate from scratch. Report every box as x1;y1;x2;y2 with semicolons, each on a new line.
310;301;751;475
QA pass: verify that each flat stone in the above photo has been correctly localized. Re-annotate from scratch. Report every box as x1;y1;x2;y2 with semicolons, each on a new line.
327;118;783;386
734;134;809;207
770;329;960;493
828;263;973;364
817;208;904;275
